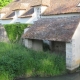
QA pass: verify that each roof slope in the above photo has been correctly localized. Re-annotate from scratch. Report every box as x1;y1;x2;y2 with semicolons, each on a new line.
0;0;19;19
22;16;80;42
0;0;80;19
31;0;50;7
42;0;80;15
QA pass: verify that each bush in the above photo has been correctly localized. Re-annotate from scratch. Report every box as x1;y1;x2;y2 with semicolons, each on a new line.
4;23;30;42
0;71;13;80
0;0;12;9
0;42;66;79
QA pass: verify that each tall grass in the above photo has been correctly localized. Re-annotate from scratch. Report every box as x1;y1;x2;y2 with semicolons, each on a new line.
0;42;66;80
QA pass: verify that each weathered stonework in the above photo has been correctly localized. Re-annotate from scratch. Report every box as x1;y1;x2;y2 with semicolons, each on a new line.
0;24;9;42
66;42;79;71
24;39;43;51
32;39;43;51
24;39;33;49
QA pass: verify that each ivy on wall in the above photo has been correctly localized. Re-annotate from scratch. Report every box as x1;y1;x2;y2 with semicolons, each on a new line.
4;23;30;42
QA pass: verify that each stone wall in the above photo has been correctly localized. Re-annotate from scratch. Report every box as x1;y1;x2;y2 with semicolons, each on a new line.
66;22;80;71
24;39;33;49
32;39;43;51
24;39;43;51
66;42;79;71
0;24;9;42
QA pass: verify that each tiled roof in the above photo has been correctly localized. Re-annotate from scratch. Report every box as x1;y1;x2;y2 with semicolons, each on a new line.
0;0;34;19
31;0;50;7
0;1;17;19
1;12;15;20
6;12;15;18
0;7;10;13
42;0;80;15
12;3;29;10
22;16;80;42
0;0;80;19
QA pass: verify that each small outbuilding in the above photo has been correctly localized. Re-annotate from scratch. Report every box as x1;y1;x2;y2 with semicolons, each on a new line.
22;16;80;71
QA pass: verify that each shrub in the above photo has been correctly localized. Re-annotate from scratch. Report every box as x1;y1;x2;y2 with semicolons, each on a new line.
0;42;66;79
0;71;13;80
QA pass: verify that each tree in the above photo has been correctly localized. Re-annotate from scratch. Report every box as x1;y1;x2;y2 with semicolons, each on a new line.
0;0;12;9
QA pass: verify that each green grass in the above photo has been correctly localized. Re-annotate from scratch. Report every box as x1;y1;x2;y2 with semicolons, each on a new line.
0;42;66;80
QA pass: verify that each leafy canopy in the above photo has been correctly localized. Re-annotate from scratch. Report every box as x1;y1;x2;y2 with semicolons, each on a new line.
0;0;12;9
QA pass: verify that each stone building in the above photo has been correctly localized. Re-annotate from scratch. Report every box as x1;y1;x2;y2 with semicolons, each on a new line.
1;0;80;71
22;16;80;71
0;0;50;24
0;0;80;24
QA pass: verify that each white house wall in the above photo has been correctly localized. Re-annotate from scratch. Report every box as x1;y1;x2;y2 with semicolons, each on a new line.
34;6;47;19
0;13;5;18
14;10;26;23
1;17;37;24
1;19;12;24
66;42;73;70
18;14;38;24
41;6;47;14
19;10;25;16
34;6;41;19
66;22;80;71
72;22;80;65
41;13;80;18
15;10;25;18
24;39;33;49
66;42;79;70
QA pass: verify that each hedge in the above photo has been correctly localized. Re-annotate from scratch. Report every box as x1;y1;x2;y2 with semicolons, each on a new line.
4;23;30;42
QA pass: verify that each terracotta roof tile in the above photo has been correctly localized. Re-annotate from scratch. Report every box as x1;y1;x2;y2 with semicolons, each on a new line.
22;16;80;42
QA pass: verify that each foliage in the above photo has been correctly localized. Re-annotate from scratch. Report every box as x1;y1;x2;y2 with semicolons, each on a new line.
4;23;30;42
0;71;13;80
0;42;66;80
0;0;12;9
